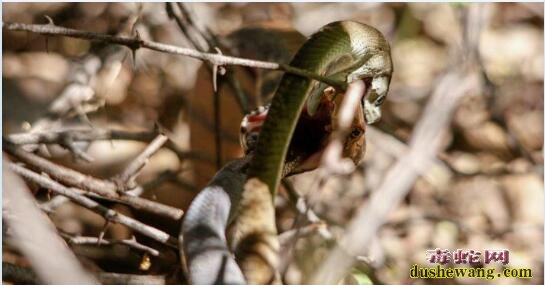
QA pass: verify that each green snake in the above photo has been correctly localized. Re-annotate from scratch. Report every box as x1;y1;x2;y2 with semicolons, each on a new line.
181;21;392;285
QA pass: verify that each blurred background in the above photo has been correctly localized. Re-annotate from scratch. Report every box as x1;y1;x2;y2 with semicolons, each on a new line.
2;3;543;285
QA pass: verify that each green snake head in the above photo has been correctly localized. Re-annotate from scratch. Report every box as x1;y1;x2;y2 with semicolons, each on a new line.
241;22;393;156
306;21;393;125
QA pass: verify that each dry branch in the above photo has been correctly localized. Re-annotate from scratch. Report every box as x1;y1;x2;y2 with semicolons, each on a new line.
3;21;346;90
5;128;213;163
4;143;184;220
66;235;160;257
3;156;99;285
22;54;106;157
116;134;169;189
8;162;179;248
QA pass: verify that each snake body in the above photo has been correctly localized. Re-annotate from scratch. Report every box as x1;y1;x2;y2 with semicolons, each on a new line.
182;21;392;285
246;20;392;194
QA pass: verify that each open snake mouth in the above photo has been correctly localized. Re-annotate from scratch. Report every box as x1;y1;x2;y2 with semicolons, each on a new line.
291;84;368;173
240;84;368;175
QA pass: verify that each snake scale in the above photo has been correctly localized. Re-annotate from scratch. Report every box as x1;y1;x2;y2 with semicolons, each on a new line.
182;21;392;285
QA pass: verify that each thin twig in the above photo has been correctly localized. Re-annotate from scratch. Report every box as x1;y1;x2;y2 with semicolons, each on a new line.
8;162;179;248
116;134;169;189
3;157;99;285
6;128;156;145
4;143;184;220
280;180;333;272
3;21;346;91
5;128;214;163
177;3;220;48
166;3;207;51
23;54;106;157
61;134;95;163
66;235;160;257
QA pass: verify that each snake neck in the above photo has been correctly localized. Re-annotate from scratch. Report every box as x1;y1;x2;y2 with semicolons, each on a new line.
246;22;354;192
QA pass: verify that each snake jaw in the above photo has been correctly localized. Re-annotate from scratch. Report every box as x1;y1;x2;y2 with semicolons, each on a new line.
363;99;382;125
240;83;368;174
346;25;393;124
362;74;390;124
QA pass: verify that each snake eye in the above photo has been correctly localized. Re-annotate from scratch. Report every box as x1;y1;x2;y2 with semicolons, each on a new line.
375;95;385;106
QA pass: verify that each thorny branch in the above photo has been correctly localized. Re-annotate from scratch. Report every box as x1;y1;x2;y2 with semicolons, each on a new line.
8;162;179;248
3;21;347;90
166;2;251;113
